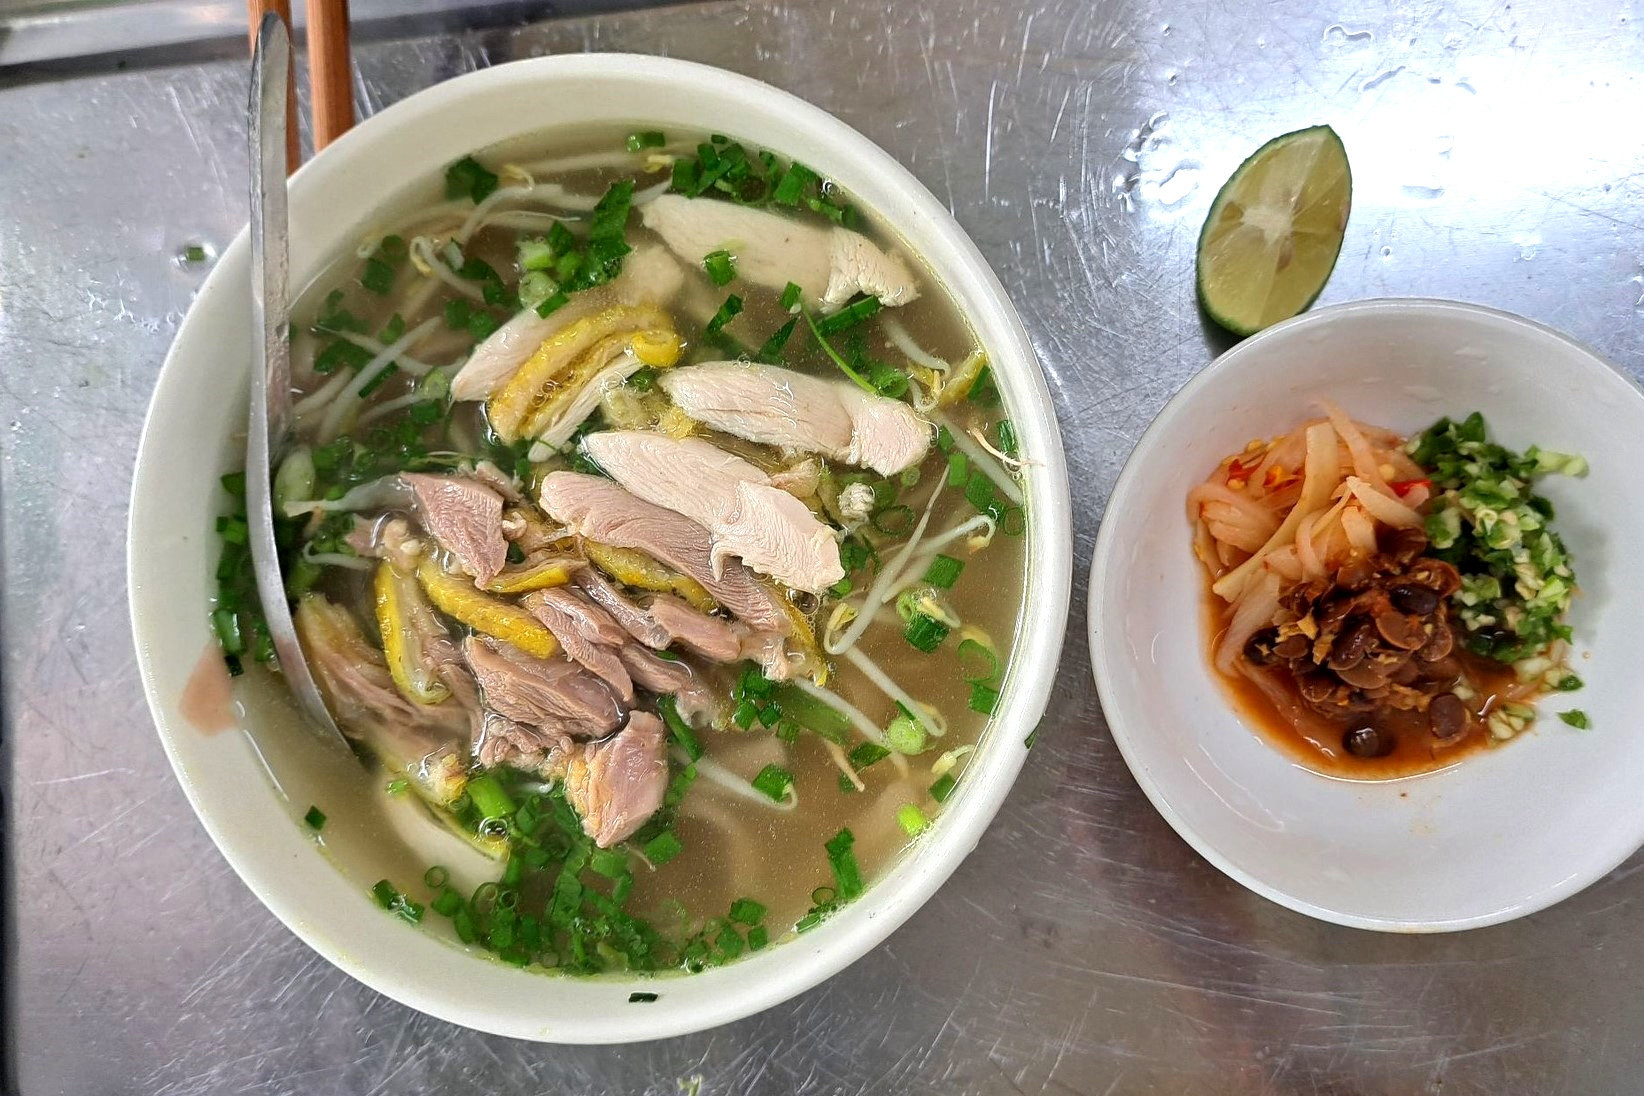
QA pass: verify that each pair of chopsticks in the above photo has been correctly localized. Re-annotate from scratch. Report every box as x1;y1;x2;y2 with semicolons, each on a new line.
246;0;353;172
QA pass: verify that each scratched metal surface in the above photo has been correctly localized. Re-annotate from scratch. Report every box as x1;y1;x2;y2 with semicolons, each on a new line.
4;0;1644;1092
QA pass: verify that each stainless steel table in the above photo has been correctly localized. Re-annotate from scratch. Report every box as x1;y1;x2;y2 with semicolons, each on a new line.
5;0;1643;1091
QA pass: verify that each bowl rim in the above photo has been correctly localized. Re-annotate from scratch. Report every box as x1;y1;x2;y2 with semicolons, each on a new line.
1088;295;1644;933
128;51;1072;1040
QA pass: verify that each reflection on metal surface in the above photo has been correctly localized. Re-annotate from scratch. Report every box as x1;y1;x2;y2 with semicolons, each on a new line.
5;0;1644;1091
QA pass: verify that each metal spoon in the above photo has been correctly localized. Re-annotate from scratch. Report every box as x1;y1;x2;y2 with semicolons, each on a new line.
246;12;348;748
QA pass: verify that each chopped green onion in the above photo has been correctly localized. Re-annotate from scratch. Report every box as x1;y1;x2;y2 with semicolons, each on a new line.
829;577;854;597
929;773;957;802
904;613;950;652
772;162;819;206
444;155;499;203
385;777;409;796
885;711;929;755
957;637;1000;683
536;291;571;318
628;991;659;1003
732;698;760;728
422;866;448;889
626;130;667;152
747;925;769;950
996;419;1019;458
1024;724;1041;749
964;471;995;513
779;281;803;311
183;243;208;263
443;297;472;330
751;764;794;802
303;805;326;830
466;772;516;821
1002;505;1026;537
756;317;797;363
872;504;915;536
770;684;851;743
211;608;244;655
656;695;702;760
377;313;406;344
814;295;882;336
220;471;247;497
1559;709;1590;729
923;554;964;589
355;362;398;399
703;250;737;287
706;294;744;336
896;803;929;837
969;682;1000;715
360;257;395;294
848;742;890;770
946;452;969;488
824;828;863;900
643;830;684;865
801;309;876;395
371;879;398;908
1555;673;1584;692
430;887;463;917
728;897;767;925
590;848;630;879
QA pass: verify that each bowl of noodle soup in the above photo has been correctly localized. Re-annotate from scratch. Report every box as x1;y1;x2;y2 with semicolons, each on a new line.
1090;298;1644;931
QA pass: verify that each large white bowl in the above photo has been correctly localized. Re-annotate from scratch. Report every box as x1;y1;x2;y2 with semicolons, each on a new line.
129;55;1070;1041
1090;298;1644;932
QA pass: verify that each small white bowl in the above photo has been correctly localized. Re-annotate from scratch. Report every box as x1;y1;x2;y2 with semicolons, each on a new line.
128;55;1070;1041
1090;298;1644;932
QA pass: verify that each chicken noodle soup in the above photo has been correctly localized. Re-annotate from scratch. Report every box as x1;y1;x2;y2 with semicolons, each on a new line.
209;126;1027;973
1192;405;1586;777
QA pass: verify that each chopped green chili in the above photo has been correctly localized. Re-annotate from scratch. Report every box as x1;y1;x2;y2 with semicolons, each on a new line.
1559;710;1591;729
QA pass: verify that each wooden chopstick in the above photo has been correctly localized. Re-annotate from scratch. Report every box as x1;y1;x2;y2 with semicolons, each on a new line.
306;0;354;152
245;0;300;172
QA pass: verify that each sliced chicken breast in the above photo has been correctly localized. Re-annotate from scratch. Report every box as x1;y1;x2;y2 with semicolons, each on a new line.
639;194;918;312
537;472;790;633
580;431;843;593
658;361;931;475
450;243;685;401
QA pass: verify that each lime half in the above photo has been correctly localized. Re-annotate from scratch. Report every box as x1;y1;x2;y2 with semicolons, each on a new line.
1196;125;1351;336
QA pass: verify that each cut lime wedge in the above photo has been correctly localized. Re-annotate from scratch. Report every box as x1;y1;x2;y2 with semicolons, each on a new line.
1196;125;1351;336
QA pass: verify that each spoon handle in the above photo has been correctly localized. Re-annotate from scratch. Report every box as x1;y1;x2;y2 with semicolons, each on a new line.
247;12;347;746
